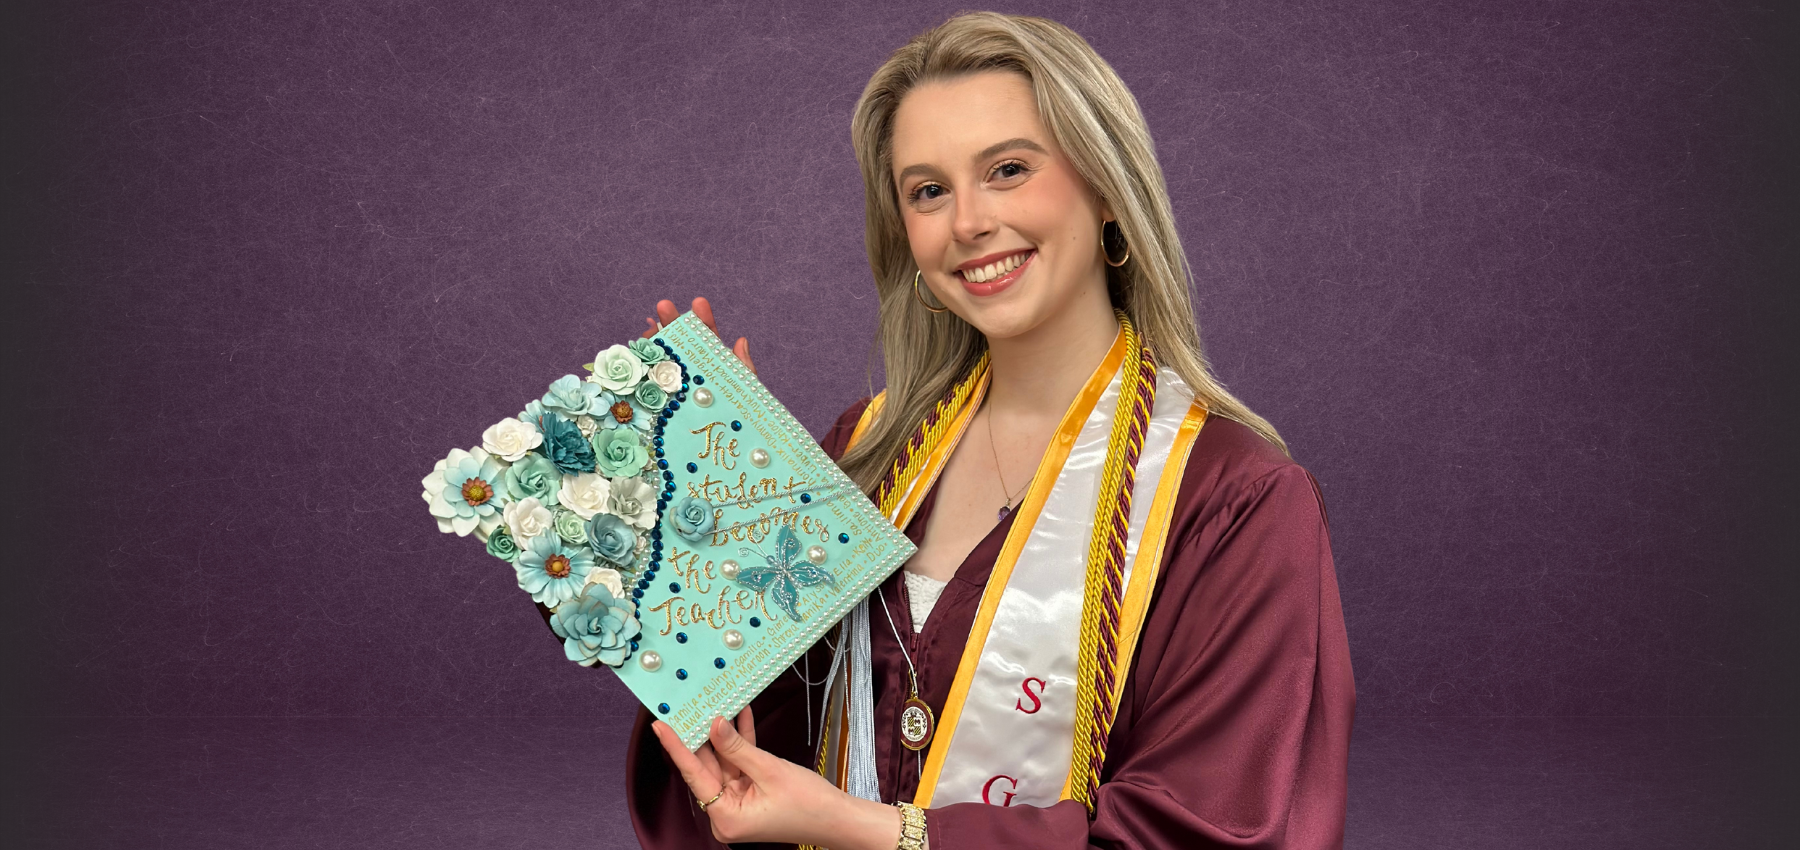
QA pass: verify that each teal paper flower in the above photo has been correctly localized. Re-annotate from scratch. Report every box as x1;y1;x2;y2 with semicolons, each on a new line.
423;447;510;537
553;507;589;548
586;512;639;567
628;338;668;364
485;526;521;561
591;428;649;477
671;495;716;543
541;374;609;419
598;398;655;433
534;411;597;475
514;532;595;607
550;583;641;668
503;453;561;505
633;381;668;411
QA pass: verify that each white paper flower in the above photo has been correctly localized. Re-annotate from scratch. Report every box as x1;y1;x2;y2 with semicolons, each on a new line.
607;476;659;529
422;447;507;538
588;344;647;393
583;566;625;599
573;414;599;438
557;472;612;520
481;417;543;462
502;496;555;542
648;360;683;393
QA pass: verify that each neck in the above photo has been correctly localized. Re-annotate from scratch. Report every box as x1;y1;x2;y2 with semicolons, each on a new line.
981;283;1120;423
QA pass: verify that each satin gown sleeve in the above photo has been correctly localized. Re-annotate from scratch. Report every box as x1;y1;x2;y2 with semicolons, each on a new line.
923;419;1356;850
620;398;874;850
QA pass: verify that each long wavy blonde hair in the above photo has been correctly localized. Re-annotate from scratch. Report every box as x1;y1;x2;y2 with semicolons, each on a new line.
837;11;1286;492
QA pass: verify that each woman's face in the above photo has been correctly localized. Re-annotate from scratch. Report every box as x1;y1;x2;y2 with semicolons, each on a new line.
890;70;1111;341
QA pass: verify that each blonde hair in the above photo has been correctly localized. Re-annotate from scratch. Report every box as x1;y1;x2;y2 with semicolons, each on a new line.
838;11;1287;492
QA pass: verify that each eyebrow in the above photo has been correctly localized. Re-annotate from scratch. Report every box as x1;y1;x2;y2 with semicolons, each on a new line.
895;137;1049;185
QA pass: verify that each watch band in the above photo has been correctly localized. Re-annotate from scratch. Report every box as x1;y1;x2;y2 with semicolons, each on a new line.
894;801;927;850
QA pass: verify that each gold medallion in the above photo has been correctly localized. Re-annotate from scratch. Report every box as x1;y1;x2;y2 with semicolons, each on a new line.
900;695;935;751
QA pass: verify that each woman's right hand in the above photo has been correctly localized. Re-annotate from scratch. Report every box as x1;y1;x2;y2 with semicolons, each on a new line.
642;297;756;375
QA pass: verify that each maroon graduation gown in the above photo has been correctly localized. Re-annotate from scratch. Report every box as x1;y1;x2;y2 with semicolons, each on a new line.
619;398;1355;849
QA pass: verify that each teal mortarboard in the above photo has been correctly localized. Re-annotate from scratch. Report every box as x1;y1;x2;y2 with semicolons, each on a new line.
421;311;916;751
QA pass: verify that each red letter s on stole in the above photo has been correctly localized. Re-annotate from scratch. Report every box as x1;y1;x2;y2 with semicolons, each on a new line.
1014;677;1046;714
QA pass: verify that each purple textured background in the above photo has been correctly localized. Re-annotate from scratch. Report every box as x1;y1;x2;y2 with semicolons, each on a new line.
5;1;1794;847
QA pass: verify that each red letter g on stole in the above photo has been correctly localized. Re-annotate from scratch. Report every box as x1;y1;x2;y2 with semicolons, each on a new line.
981;774;1018;806
1014;677;1046;714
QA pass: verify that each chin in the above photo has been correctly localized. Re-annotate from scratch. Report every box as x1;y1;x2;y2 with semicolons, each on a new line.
955;298;1051;342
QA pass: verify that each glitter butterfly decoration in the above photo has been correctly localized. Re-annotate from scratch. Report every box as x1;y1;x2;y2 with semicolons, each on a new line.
735;525;836;622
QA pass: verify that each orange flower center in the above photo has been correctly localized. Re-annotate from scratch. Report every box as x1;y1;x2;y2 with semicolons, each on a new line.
461;477;493;506
611;401;634;423
545;554;571;579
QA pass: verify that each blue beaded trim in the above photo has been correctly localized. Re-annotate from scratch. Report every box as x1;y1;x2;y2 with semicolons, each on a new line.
620;337;690;666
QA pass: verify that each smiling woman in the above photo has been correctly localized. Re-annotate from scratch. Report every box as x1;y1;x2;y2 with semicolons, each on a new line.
625;11;1353;850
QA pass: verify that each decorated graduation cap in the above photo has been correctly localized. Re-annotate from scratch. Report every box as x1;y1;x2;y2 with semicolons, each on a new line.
422;311;915;749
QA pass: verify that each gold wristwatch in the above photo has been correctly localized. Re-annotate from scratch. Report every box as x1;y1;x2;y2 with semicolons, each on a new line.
894;801;927;850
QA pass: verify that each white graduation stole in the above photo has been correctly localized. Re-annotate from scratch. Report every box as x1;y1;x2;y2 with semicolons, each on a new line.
820;327;1207;810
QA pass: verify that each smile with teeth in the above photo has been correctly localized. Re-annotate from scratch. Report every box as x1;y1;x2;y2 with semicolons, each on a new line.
959;250;1033;283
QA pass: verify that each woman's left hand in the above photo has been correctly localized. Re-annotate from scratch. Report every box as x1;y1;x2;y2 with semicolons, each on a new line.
651;708;903;850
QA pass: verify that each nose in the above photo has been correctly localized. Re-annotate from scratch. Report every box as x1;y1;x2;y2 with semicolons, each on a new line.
949;188;996;247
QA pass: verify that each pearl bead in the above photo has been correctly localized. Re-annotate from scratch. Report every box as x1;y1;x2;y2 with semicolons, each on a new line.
749;448;770;468
806;545;828;565
719;559;740;580
693;387;713;407
722;629;744;650
638;650;663;672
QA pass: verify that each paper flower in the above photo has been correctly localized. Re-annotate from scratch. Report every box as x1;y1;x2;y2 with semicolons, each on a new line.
553;507;590;547
485;526;521;562
607;476;658;529
423;447;509;537
633;381;668;412
502;496;556;542
591;428;649;477
556;471;611;520
515;532;595;607
628;338;668;364
671;495;717;543
534;411;597;475
541;374;610;420
481;417;542;463
588;344;647;393
598;398;655;433
503;453;561;505
584;566;625;598
549;582;641;667
573;414;600;438
648;361;683;393
586;512;639;568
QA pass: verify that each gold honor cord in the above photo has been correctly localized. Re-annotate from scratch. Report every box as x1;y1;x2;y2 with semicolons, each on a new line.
1066;312;1155;811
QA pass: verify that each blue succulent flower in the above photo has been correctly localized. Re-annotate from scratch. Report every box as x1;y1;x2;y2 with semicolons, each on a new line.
586;512;639;568
550;583;641;668
671;495;717;543
541;374;608;419
534;411;597;475
514;532;595;607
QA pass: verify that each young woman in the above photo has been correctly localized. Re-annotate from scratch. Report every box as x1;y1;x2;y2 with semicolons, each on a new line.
623;12;1354;850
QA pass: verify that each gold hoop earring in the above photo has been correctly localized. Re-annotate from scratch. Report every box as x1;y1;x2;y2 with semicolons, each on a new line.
913;269;950;313
1102;220;1130;268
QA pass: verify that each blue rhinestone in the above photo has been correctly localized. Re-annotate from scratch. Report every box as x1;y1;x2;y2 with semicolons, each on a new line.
680;381;689;391
693;375;704;385
686;462;698;473
632;588;643;599
800;493;811;504
676;669;688;680
651;529;662;540
838;533;850;543
636;578;649;589
676;632;688;643
657;458;668;470
658;703;670;714
749;617;761;627
730;420;741;431
668;401;679;411
714;657;726;669
663;471;674;482
669;582;681;593
653;436;664;447
629;639;639;650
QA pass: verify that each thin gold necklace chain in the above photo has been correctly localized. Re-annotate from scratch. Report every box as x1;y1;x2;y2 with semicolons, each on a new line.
985;403;1035;511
